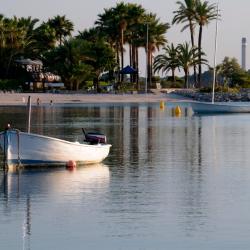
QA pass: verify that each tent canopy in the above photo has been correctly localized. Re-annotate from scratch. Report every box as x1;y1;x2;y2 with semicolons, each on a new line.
120;65;137;74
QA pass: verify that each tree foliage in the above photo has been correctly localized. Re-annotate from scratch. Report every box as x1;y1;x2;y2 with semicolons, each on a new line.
216;57;250;87
172;0;218;87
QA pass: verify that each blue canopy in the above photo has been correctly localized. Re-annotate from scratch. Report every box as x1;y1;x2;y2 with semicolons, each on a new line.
120;65;137;74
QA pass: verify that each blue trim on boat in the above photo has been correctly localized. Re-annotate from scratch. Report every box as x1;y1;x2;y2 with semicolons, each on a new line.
7;159;66;166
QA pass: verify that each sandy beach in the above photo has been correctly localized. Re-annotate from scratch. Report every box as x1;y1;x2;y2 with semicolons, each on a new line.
0;90;189;105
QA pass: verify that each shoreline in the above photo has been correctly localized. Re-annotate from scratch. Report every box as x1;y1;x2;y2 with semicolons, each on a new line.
0;91;191;106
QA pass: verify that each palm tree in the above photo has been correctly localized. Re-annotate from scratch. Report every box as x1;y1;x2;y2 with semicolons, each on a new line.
45;38;92;90
173;0;198;85
144;13;169;88
114;3;128;79
85;39;116;92
77;27;101;42
96;2;131;82
17;16;39;37
3;17;35;77
45;36;116;91
48;15;74;46
153;43;179;81
195;0;217;87
33;22;57;55
96;3;169;88
177;42;207;88
95;7;121;81
125;3;146;84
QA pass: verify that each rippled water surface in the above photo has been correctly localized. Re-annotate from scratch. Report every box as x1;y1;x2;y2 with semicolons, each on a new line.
1;103;250;250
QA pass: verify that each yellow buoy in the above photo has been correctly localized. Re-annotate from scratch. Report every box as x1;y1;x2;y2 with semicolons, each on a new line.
174;105;182;116
160;101;165;110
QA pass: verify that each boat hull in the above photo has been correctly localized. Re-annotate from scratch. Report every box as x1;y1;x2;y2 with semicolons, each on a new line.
191;102;250;114
0;130;111;167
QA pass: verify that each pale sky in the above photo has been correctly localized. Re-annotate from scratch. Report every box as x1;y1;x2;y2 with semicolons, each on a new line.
1;0;249;76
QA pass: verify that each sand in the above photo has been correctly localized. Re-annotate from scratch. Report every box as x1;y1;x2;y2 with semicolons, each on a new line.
0;90;189;106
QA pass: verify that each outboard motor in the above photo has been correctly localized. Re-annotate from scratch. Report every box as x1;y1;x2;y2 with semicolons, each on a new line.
82;129;107;144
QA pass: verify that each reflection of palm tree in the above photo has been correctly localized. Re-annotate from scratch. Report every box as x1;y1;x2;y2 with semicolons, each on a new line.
153;43;179;82
195;0;217;87
23;195;31;250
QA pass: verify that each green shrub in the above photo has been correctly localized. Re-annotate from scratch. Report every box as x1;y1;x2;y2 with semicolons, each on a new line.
160;80;183;88
0;79;21;90
151;76;160;83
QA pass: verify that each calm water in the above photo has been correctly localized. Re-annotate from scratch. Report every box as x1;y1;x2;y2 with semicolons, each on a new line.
1;103;250;250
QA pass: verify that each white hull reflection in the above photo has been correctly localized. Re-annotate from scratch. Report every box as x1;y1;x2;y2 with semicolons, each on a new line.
2;163;110;196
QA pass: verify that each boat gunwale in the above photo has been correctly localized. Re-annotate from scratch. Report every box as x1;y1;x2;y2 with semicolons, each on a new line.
0;130;112;149
191;101;250;108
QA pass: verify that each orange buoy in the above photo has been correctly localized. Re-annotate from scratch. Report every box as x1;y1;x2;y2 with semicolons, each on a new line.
66;160;76;170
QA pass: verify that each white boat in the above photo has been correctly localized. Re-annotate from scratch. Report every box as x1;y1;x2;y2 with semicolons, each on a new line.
0;129;111;167
191;101;250;114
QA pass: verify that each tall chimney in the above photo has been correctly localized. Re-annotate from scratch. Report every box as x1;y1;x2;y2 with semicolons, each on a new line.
242;37;247;70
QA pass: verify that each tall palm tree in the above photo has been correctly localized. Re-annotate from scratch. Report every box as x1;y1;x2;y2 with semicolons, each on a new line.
33;22;57;55
17;16;39;37
114;2;128;79
48;15;74;46
97;3;129;81
173;0;198;86
177;42;207;88
125;3;146;84
96;3;169;88
77;27;101;42
95;7;121;81
3;17;34;77
144;13;169;88
153;43;179;81
195;0;217;87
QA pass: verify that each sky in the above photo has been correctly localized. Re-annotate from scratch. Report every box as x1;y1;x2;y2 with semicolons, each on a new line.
1;0;249;76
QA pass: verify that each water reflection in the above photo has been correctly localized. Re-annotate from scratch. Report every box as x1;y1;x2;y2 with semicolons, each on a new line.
0;164;110;201
0;164;110;250
1;104;250;249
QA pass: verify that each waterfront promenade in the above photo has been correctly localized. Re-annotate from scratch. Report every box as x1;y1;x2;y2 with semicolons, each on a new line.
0;90;188;105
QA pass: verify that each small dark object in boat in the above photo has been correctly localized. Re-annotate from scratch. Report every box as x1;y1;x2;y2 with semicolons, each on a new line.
82;128;107;144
